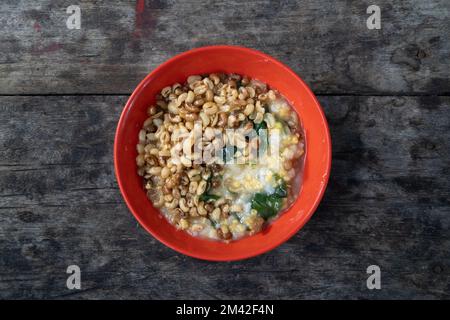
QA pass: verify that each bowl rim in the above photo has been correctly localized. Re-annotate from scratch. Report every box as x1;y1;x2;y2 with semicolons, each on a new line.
114;45;332;261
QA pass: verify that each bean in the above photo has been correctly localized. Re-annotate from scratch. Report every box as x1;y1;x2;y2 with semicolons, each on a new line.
196;180;207;195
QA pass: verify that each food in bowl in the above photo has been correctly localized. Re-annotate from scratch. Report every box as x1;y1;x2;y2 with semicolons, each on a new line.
136;73;305;241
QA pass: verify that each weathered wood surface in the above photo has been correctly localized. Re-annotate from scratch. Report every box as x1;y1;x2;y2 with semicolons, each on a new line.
0;0;449;95
1;0;449;300
0;95;448;299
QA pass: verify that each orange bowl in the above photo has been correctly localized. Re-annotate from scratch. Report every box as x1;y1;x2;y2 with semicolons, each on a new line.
114;45;331;261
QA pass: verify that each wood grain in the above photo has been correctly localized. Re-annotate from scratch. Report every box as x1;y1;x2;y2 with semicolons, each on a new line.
0;0;449;95
0;95;448;299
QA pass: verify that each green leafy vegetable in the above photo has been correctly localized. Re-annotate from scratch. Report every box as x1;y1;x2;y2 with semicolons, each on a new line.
251;177;288;219
273;179;288;198
207;217;220;228
271;173;288;197
251;193;283;219
199;194;220;202
253;120;267;134
205;173;214;192
253;121;268;156
231;212;240;221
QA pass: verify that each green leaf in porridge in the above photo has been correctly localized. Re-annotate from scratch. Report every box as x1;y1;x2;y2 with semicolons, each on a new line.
253;120;267;134
199;194;220;202
251;193;283;219
205;174;213;191
273;179;288;198
251;178;288;219
254;121;268;156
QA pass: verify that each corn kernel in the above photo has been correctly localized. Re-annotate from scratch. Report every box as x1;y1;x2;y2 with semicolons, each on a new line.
191;224;204;232
179;218;189;230
220;225;229;234
236;223;246;233
209;229;218;238
279;106;290;119
274;122;283;130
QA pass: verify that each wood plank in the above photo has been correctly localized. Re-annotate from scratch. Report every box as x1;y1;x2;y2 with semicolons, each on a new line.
0;1;449;95
0;95;448;299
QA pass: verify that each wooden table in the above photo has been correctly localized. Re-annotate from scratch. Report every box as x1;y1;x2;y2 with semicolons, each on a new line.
0;1;449;299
